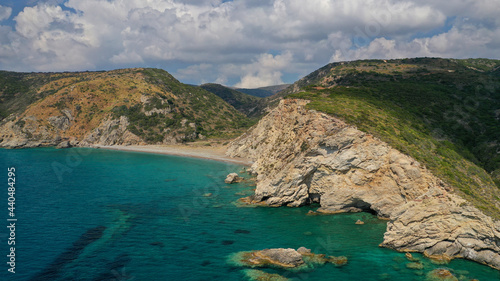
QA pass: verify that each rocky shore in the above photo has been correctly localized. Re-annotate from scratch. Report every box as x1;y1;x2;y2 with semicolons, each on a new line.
227;99;500;270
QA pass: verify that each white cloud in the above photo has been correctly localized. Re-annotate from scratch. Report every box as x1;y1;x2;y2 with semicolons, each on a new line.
234;52;293;88
0;0;498;84
0;5;12;22
176;63;213;80
332;23;500;62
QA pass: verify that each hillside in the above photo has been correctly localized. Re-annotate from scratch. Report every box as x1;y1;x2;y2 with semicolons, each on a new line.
234;84;290;98
0;68;252;147
284;58;500;219
200;83;269;118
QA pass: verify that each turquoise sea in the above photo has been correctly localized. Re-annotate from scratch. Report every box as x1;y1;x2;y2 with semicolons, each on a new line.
0;148;499;280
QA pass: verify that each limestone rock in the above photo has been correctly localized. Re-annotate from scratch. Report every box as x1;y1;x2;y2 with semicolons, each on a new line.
229;247;346;270
259;248;304;267
296;247;311;254
56;141;71;149
48;115;71;131
225;173;243;184
81;116;142;146
0;112;144;148
226;99;500;270
232;248;304;269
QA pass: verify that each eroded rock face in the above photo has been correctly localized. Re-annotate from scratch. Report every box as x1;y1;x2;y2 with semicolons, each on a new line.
0;116;60;148
227;99;500;270
48;115;71;131
81;116;143;146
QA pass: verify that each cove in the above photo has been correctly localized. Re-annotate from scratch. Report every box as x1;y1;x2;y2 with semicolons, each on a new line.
0;148;498;280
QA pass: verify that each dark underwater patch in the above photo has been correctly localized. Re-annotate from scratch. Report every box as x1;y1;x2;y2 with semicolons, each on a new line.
30;225;106;280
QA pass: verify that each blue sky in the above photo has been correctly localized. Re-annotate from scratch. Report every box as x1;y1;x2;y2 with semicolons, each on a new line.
0;0;499;87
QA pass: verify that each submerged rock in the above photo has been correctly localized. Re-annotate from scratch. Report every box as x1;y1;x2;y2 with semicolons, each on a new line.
405;252;420;262
225;173;243;184
426;268;458;281
424;253;452;265
242;269;289;281
326;255;348;266
306;210;318;216
406;262;424;270
149;241;164;247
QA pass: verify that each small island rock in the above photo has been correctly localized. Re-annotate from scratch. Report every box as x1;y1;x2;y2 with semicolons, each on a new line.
225;173;243;184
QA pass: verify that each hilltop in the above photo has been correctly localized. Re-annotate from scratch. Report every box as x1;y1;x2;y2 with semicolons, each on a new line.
284;57;500;219
0;68;252;147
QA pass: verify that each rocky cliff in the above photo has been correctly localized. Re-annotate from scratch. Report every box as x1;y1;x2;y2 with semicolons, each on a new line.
227;99;500;269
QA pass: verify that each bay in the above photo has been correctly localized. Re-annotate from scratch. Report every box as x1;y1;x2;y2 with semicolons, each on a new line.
0;148;498;280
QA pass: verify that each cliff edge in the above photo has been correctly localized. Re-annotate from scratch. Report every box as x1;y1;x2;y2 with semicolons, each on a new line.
227;99;500;269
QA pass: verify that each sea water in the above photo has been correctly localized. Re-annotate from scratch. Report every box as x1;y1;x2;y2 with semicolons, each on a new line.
0;148;498;281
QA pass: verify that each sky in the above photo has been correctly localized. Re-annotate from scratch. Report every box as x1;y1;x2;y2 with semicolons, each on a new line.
0;0;499;88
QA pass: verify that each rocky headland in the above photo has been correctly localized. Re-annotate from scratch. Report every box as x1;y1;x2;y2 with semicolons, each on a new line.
227;99;500;270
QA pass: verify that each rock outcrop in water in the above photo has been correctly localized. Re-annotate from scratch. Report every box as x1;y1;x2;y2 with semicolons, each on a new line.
227;99;500;270
225;173;243;184
229;247;347;271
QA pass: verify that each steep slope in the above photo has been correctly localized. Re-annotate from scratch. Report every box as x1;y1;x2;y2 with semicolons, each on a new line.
227;99;500;269
200;83;268;118
0;71;65;120
283;58;500;219
0;68;252;148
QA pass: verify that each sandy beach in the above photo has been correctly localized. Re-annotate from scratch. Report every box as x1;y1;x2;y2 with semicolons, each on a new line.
94;144;253;166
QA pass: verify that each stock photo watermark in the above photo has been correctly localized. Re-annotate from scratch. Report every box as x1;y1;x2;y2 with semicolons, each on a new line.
51;148;94;183
6;167;16;274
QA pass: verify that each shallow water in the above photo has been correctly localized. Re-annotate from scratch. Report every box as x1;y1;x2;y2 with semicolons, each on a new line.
0;148;498;280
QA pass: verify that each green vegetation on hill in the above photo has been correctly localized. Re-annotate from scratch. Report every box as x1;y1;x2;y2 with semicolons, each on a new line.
287;58;500;219
235;84;290;98
0;68;254;143
112;69;253;141
0;71;62;120
200;83;268;118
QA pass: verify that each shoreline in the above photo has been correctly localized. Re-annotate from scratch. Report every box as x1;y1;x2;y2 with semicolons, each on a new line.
93;144;253;166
